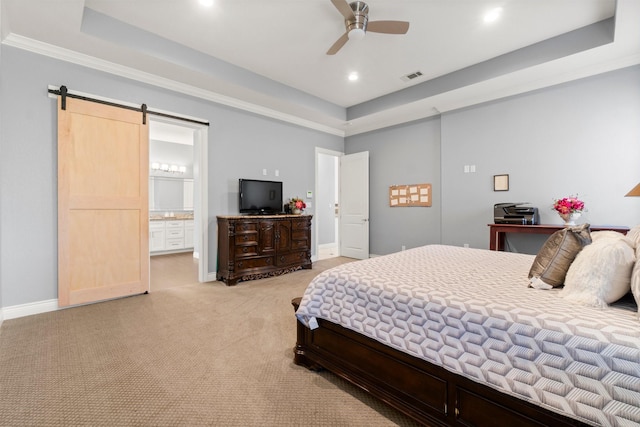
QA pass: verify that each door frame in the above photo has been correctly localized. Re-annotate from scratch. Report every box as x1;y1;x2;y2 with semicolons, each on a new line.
315;147;343;261
149;116;210;283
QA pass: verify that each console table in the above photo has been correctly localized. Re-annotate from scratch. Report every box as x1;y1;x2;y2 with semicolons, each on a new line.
489;223;629;251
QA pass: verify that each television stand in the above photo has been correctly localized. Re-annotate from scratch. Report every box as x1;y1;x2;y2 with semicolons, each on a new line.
216;214;312;285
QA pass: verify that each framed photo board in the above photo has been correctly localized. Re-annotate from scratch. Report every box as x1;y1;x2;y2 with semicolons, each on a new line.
494;174;509;191
389;183;432;207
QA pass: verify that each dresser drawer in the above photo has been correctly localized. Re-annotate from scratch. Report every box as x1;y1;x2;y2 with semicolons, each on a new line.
149;221;165;229
292;219;310;230
166;228;184;238
165;220;184;229
292;230;308;241
234;221;258;232
165;238;185;250
235;256;274;271
235;232;258;245
276;251;308;267
235;244;258;257
291;239;309;250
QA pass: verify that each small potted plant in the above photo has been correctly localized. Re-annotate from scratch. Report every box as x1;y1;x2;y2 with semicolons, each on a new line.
552;195;584;225
289;197;306;214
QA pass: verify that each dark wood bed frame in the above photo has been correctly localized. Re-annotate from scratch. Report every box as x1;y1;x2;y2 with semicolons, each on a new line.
292;297;588;427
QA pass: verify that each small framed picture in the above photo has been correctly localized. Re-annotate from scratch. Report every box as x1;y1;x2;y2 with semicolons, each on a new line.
493;174;509;191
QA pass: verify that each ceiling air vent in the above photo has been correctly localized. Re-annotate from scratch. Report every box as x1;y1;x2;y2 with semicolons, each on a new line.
401;71;423;82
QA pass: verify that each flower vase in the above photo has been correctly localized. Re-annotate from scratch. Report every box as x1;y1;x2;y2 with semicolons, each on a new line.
292;208;302;215
559;212;581;226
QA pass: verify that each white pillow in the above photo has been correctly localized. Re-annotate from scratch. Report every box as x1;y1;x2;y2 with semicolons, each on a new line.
561;233;635;308
626;224;640;248
631;246;640;318
591;230;630;243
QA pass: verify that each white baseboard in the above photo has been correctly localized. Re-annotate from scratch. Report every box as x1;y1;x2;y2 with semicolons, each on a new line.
2;299;59;320
318;243;338;249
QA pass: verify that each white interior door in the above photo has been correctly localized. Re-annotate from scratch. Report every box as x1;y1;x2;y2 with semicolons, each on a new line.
340;151;369;259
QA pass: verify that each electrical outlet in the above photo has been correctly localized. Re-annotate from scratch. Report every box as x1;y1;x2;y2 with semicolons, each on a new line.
463;243;469;248
401;245;406;251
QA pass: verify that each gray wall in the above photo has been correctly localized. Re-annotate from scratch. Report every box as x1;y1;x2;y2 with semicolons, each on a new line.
441;65;640;253
344;65;640;256
345;117;442;255
0;46;343;308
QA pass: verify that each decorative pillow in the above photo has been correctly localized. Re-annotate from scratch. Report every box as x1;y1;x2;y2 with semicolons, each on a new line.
528;224;591;289
631;246;640;317
592;230;633;243
625;224;640;248
561;233;635;308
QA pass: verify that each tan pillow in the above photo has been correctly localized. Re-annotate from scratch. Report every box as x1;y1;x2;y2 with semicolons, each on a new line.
528;224;592;289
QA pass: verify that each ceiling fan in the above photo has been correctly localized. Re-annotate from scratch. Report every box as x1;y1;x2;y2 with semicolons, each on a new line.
327;0;410;55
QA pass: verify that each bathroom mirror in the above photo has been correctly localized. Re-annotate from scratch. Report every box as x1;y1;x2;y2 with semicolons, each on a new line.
150;177;194;211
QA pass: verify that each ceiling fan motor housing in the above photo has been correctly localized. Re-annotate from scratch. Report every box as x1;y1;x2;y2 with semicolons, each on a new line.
346;1;368;38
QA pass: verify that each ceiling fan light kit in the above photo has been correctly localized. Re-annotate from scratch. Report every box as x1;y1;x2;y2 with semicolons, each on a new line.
327;0;409;55
348;28;366;40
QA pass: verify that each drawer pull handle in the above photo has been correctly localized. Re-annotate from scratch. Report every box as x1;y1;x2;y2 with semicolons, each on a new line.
243;247;248;253
266;258;271;264
244;235;248;241
238;262;243;268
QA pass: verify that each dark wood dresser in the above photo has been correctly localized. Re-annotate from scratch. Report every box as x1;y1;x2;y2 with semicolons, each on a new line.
216;214;312;285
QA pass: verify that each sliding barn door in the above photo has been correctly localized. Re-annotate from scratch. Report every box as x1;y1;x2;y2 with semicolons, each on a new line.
58;97;149;307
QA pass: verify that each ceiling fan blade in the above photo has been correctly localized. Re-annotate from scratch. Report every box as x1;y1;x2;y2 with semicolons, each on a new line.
327;32;349;55
366;20;410;34
330;0;355;20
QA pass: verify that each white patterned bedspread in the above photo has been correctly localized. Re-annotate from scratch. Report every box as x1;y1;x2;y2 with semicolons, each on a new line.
296;245;640;426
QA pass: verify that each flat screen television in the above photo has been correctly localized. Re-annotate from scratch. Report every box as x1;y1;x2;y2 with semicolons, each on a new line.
239;179;283;214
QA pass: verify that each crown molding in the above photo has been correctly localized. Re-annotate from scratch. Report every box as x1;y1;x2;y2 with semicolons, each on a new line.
2;33;345;137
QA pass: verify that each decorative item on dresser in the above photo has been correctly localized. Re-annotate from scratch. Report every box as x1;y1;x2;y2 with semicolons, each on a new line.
288;197;306;215
217;215;312;285
552;195;585;225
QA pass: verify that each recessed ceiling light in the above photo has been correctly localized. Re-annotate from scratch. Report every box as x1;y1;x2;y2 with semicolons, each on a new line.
348;72;359;82
199;0;214;7
484;7;502;23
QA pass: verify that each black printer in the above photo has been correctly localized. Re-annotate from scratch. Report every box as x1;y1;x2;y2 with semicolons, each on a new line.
494;203;539;225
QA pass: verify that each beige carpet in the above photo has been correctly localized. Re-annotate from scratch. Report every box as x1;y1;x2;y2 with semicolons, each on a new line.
0;258;421;426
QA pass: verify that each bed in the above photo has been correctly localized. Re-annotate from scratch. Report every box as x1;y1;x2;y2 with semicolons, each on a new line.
292;243;640;427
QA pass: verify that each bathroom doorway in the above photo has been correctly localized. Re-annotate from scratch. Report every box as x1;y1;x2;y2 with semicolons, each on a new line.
149;118;209;290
